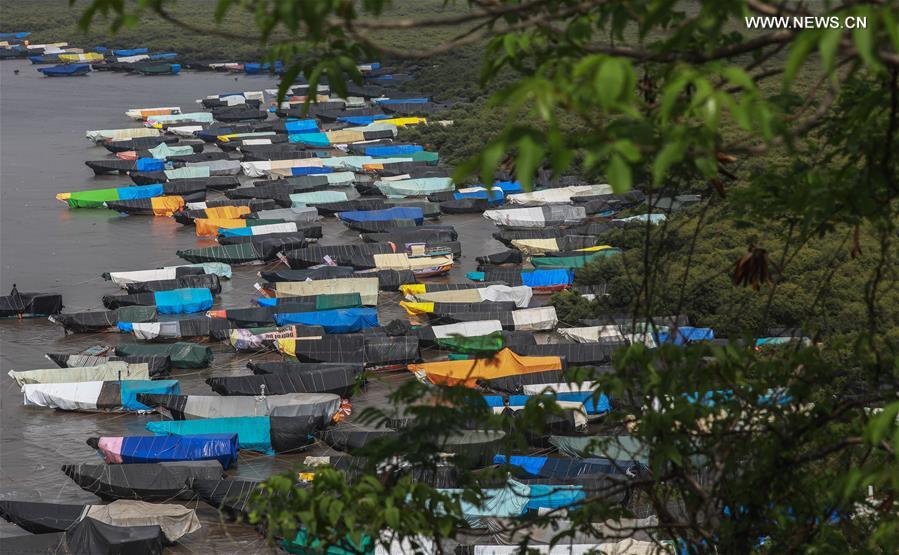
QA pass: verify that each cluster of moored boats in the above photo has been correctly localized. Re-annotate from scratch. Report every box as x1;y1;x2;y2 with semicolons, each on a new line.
0;33;729;554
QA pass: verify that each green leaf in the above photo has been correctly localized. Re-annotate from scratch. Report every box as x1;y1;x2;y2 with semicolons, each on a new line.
277;63;303;105
328;500;343;526
613;139;641;163
852;8;881;71
607;153;632;193
385;506;400;529
784;33;816;86
514;133;545;191
596;58;625;108
818;28;843;74
652;140;687;185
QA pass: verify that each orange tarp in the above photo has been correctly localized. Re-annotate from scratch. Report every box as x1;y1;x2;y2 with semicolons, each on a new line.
116;150;139;161
194;218;247;237
407;348;563;387
201;206;252;220
150;196;185;216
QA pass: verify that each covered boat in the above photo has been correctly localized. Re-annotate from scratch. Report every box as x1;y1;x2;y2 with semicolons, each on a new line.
104;195;194;216
101;287;214;314
114;342;213;368
337;206;424;230
362;225;458;243
86;127;160;143
57;183;186;209
89;434;238;469
38;62;91;76
506;184;612;205
407;348;563;387
147;415;321;454
46;348;171;377
510;236;603;255
483;205;588;228
22;379;180;412
122;273;221;294
266;277;379;306
116;317;233;341
177;236;306;264
531;247;622;269
62;460;223;500
511;343;619;364
49;306;158;333
0;286;62;318
306;198;386;215
0;517;164;555
375;177;454;197
399;282;505;297
273;307;380;333
399;300;518;317
557;325;656;347
434;306;559;331
105;263;231;286
126;106;182;120
467;269;574;293
8;361;149;386
411;285;533;308
277;335;421;365
206;365;361;397
221;325;325;351
84;157;168;176
189;478;261;518
0;499;200;542
137;392;342;420
416;321;505;355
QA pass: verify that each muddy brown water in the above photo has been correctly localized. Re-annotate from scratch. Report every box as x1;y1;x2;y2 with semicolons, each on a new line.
0;58;519;551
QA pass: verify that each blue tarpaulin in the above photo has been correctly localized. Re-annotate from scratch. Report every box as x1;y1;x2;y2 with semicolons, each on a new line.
135;158;166;172
455;189;504;204
290;166;333;176
288;132;330;147
493;181;524;194
364;145;423;157
149;52;178;60
148;416;274;454
482;392;610;414
0;32;31;39
38;64;91;76
521;269;575;288
113;48;149;56
284;120;319;133
120;380;181;411
493;455;631;479
111;434;239;468
337;206;423;224
657;326;715;345
374;98;429;104
274;308;379;333
152;288;214;314
337;115;389;125
245;61;283;74
117;184;164;200
526;484;586;510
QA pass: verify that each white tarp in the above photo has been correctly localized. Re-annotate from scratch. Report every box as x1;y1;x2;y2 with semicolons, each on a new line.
253;207;318;223
179;393;340;420
86;127;159;143
522;382;596;395
510;238;562;255
415;285;532;308
22;381;104;411
241;158;324;178
107;267;180;286
483;207;546;228
85;500;201;542
507;184;613;205
9;362;148;386
125;107;181;120
116;54;150;63
241;222;298;236
322;156;411;172
510;306;558;331
146;112;214;125
273;277;379;306
130;322;181;340
432;320;502;339
168;125;204;137
558;326;656;347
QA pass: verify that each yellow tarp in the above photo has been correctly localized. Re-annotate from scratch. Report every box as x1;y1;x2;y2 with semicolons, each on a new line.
150;196;185;216
58;52;103;63
373;253;453;271
274;278;379;306
407;348;563;387
200;206;252;220
194;218;247;237
325;129;365;144
399;301;434;315
399;284;427;297
380;117;427;127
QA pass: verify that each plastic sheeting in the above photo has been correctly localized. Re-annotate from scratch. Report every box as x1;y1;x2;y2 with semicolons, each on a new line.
95;434;239;469
375;177;453;197
152;288;214;314
484;205;587;228
413;285;533;308
137;393;341;420
507;184;613;205
8;362;149;386
23;380;180;411
274;307;379;333
271;278;379;306
408;348;562;387
61;461;224;501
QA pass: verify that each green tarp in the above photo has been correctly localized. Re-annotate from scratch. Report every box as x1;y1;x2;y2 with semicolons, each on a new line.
315;293;362;311
530;249;621;269
549;435;649;464
436;331;505;355
411;151;439;165
116;342;213;369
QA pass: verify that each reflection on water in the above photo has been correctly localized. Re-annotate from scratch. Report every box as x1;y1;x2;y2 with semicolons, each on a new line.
0;58;513;550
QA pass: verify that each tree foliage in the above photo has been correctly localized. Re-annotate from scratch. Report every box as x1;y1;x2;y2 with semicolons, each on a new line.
71;0;899;552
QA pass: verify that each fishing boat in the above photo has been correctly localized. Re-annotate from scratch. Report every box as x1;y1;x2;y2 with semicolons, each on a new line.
38;63;91;76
